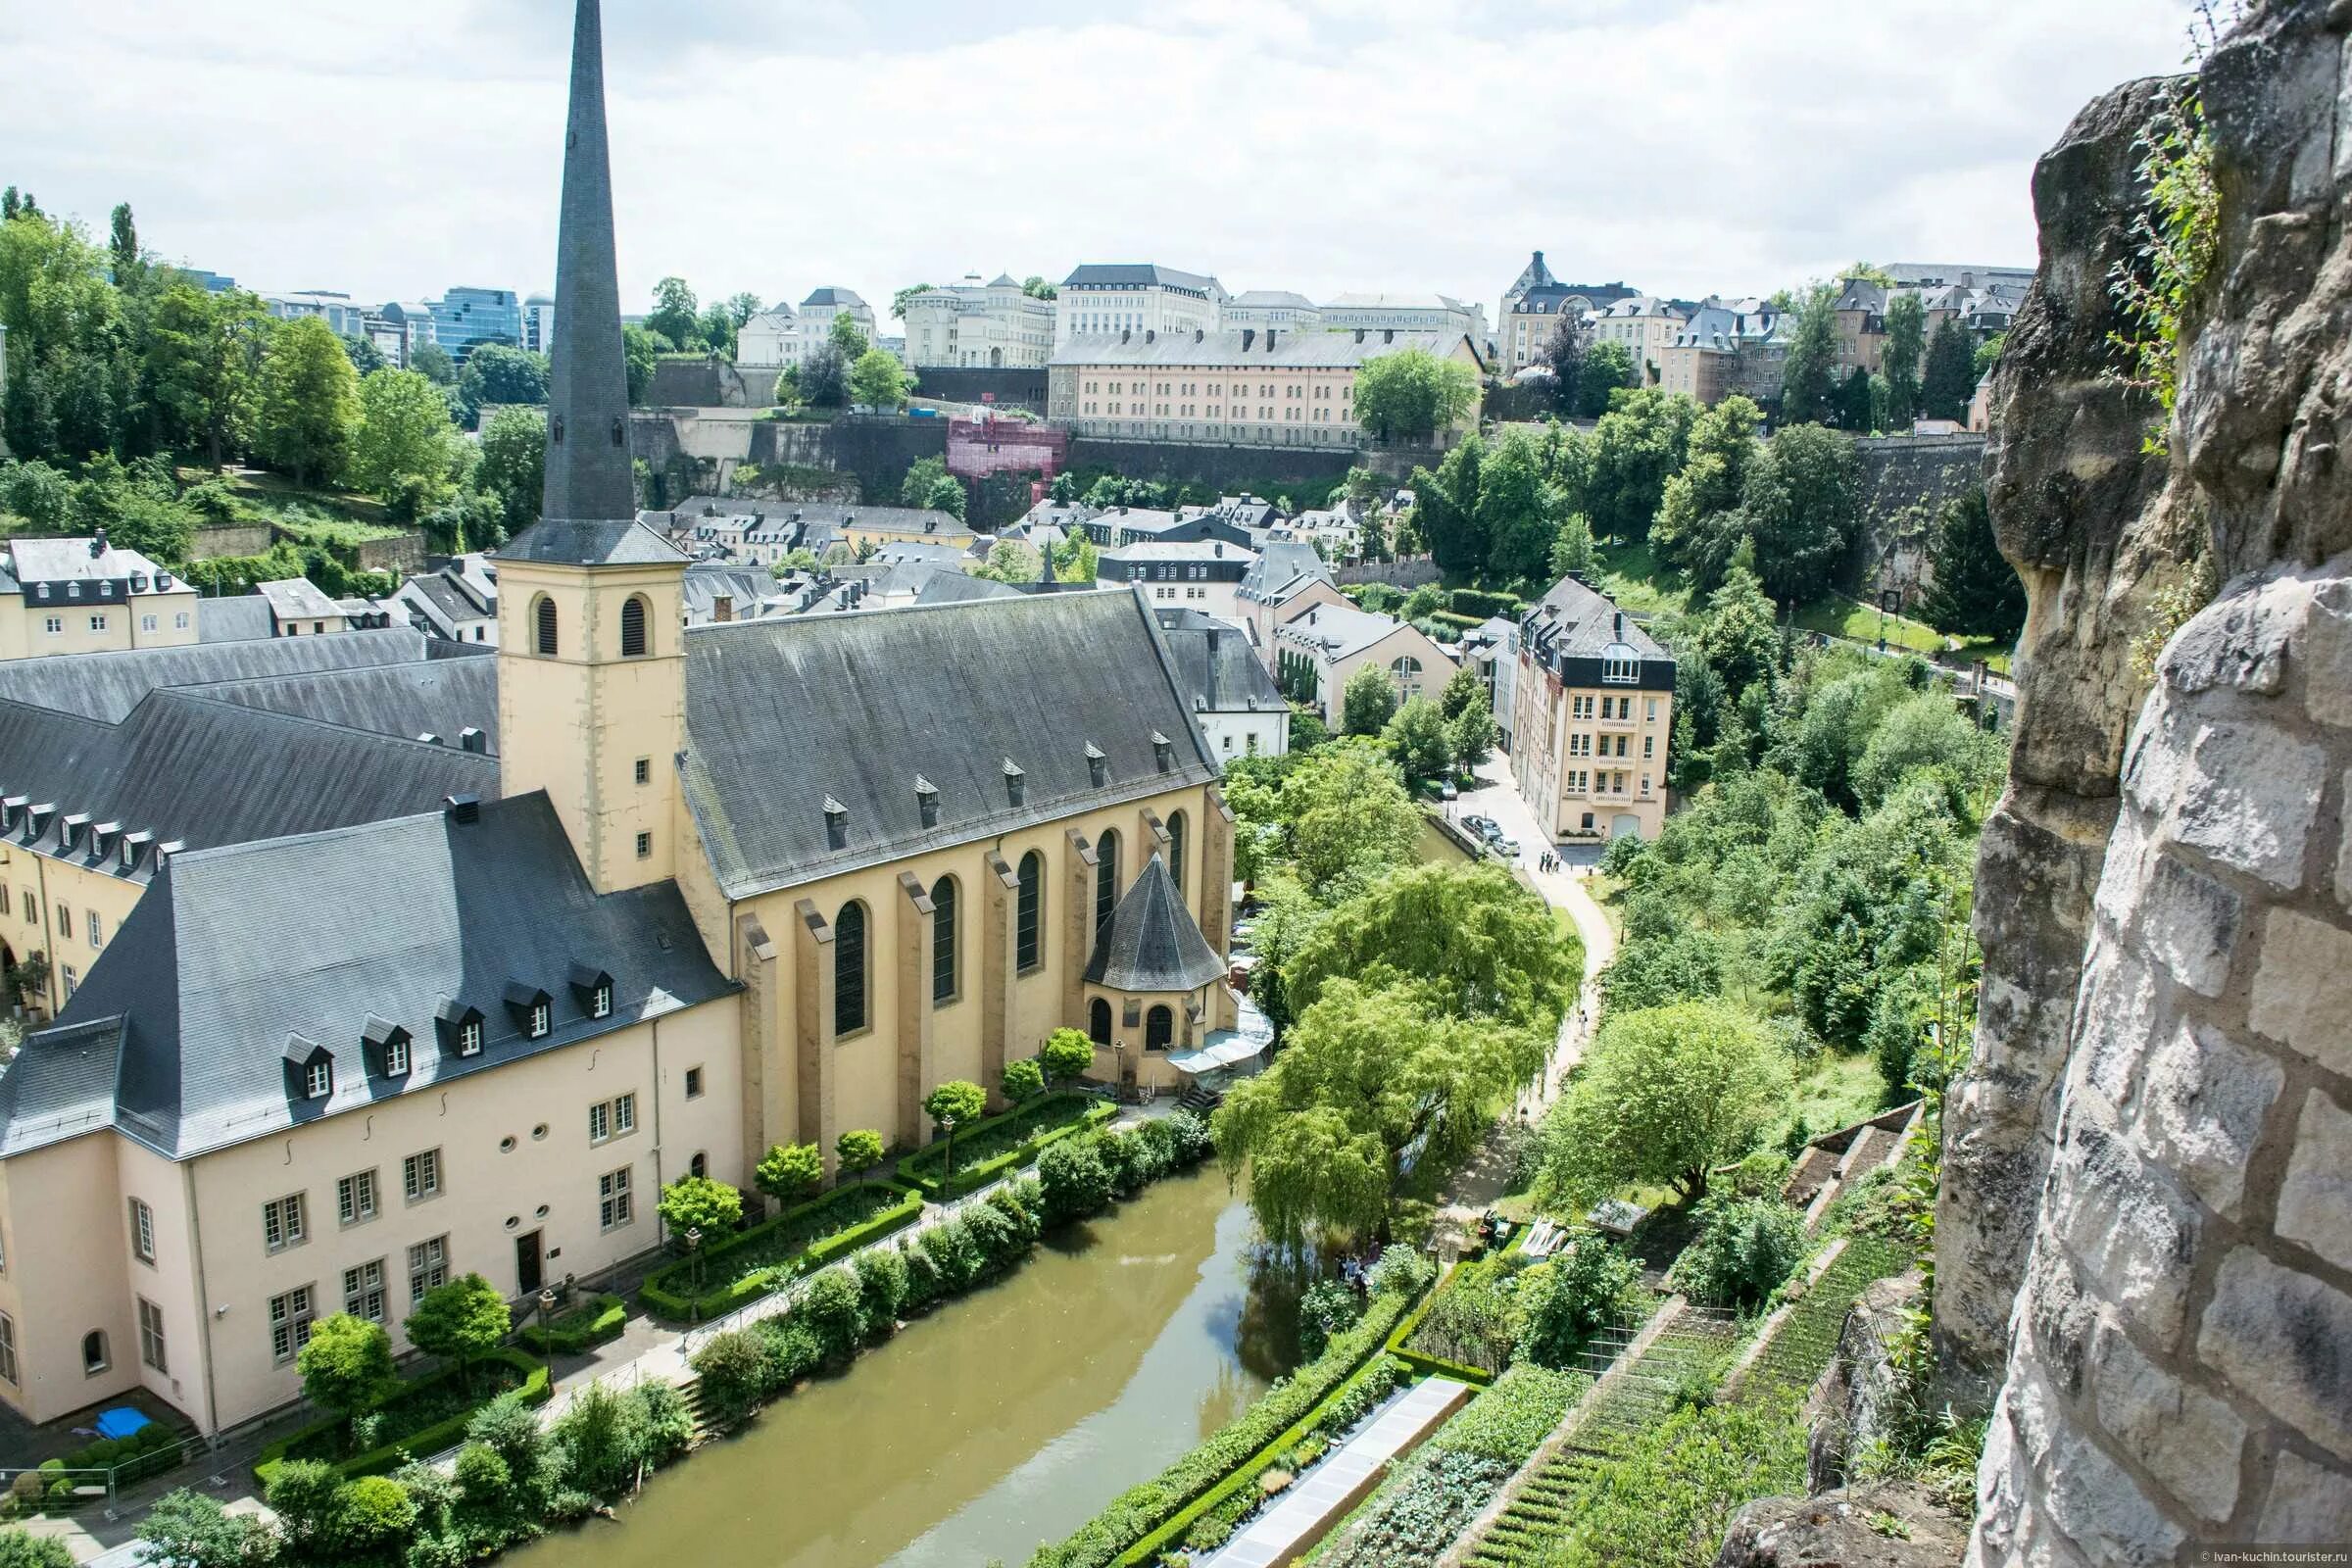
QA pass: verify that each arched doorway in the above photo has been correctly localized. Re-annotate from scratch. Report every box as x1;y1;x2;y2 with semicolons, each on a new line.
990;347;1004;368
1145;1004;1173;1053
1089;998;1112;1047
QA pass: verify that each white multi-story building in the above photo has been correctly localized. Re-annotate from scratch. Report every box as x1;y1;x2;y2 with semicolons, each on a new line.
1055;265;1226;345
1048;327;1484;448
903;274;1056;368
262;291;371;339
1319;293;1489;345
798;287;876;351
1586;296;1689;385
1222;291;1322;332
737;303;799;368
521;294;556;355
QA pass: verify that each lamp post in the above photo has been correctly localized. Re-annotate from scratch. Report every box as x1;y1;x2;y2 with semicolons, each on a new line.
1878;587;1900;654
537;1287;557;1388
940;1115;957;1200
685;1225;704;1298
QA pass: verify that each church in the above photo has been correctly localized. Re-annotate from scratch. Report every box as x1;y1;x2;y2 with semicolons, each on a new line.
0;0;1236;1439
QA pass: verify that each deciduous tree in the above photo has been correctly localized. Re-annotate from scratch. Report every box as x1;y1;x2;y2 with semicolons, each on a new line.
296;1313;394;1438
1382;697;1451;782
922;1079;987;1128
145;282;266;469
1353;348;1478;443
648;276;700;349
1041;1029;1096;1087
1284;860;1580;1028
256;316;360;487
403;1274;510;1395
755;1141;823;1205
475;406;547;537
1740;422;1857;605
1777;284;1838;426
656;1174;743;1239
1881;291;1925;426
849;347;912;409
352;368;463;518
1585;389;1695;543
836;1128;885;1184
1917;487;2024;642
828;312;869;361
1340;662;1398;736
1921;318;1976;422
799;343;850;408
1576;339;1637;417
458;343;549;411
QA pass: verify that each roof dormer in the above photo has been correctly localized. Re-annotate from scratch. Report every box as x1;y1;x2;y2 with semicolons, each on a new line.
568;963;614;1020
362;1015;414;1078
283;1036;334;1102
436;999;486;1058
504;982;554;1039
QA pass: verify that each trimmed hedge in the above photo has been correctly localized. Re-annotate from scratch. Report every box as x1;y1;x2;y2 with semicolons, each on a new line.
516;1292;627;1355
1449;588;1522;619
899;1094;1115;1198
640;1181;923;1321
1026;1288;1419;1568
253;1348;550;1487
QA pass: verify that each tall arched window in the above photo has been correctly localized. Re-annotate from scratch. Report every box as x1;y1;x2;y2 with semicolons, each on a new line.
533;595;559;657
1145;1004;1173;1053
1015;851;1043;972
930;876;957;1005
620;594;650;658
834;901;867;1036
1166;811;1188;896
1095;829;1121;935
1089;997;1112;1046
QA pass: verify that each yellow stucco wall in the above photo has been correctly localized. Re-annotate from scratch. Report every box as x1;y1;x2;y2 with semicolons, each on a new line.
0;590;202;662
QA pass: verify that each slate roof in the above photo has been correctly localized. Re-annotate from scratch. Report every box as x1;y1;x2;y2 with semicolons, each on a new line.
494;518;688;566
183;659;501;753
911;572;1021;606
679;592;1219;899
1238;541;1332;603
255;577;341;621
396;571;495;637
197;595;275;643
1061;264;1219;294
0;628;462;723
1152;611;1285;713
0;688;500;887
1276;602;1425;662
6;538;182;589
0;795;732;1160
1229;290;1317;309
1523;575;1670;661
1084;855;1223;994
1052;329;1459;369
802;287;866;309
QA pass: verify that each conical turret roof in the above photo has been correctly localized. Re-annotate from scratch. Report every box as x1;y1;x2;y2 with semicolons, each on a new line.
1084;854;1224;994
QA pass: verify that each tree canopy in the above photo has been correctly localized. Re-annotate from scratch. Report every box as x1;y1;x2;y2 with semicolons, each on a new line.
1777;284;1838;426
1917;487;2024;643
1352;348;1478;443
1283;860;1580;1029
1921;318;1977;422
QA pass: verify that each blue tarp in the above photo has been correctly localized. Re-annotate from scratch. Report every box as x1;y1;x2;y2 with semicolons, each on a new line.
94;1406;151;1441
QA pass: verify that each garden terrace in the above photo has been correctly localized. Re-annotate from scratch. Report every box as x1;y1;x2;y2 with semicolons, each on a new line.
517;1292;627;1355
898;1092;1114;1197
639;1180;922;1320
253;1348;549;1485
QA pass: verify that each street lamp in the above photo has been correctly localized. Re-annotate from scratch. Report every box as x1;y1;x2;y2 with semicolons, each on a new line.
537;1287;558;1386
684;1225;704;1300
940;1115;957;1200
1878;587;1901;654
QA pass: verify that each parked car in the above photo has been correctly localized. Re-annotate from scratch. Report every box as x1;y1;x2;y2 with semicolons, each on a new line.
1477;820;1508;845
1495;837;1521;858
1438;781;1459;802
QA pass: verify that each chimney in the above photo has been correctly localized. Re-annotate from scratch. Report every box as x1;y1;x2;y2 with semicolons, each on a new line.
1085;743;1107;789
822;796;850;850
1194;328;1203;343
459;727;487;754
1003;759;1026;808
714;593;734;622
1121;328;1131;344
1151;731;1174;772
1213;542;1223;558
1145;328;1154;343
444;793;481;823
88;528;107;559
1614;611;1625;636
1241;329;1255;353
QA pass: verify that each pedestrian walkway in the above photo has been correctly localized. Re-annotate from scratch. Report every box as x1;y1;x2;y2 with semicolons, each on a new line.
1202;1377;1474;1568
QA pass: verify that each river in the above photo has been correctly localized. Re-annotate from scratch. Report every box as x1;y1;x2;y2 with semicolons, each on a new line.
511;1168;1297;1568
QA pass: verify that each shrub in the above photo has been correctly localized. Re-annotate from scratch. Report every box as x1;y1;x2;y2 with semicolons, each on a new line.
991;1180;1044;1246
921;1216;981;1291
1040;1029;1095;1086
755;1142;824;1206
404;1274;512;1395
899;1239;945;1311
1367;1242;1436;1299
1448;587;1522;619
636;1381;694;1467
657;1174;745;1239
759;1319;823;1389
1165;1110;1215;1166
1098;1128;1151;1199
923;1079;987;1128
264;1460;341;1551
331;1474;417;1555
1002;1057;1046;1104
134;1487;277;1568
1668;1197;1809;1311
638;1180;919;1319
1518;1236;1643;1368
853;1248;907;1330
297;1313;396;1438
466;1390;552;1486
1298;1279;1366;1362
517;1293;627;1355
1037;1134;1113;1224
797;1267;868;1366
452;1443;511;1517
689;1330;769;1430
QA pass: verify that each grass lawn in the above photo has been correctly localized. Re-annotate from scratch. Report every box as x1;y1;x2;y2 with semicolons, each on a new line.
1768;1050;1889;1151
1950;635;2016;675
1592;539;1690;617
1586;872;1628;944
1788;593;1951;656
215;468;398;531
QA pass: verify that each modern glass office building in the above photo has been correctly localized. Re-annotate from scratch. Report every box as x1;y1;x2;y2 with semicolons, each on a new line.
429;286;521;361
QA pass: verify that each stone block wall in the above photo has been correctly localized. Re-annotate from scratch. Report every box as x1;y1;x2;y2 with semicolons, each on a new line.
1845;433;1987;601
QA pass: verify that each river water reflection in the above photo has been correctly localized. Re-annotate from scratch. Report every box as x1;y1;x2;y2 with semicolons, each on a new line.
510;1168;1296;1568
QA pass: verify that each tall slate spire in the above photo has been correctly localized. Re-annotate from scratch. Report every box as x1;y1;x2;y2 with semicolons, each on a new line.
541;0;637;527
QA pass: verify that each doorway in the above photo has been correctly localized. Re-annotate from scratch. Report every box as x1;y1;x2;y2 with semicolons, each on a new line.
514;1231;542;1297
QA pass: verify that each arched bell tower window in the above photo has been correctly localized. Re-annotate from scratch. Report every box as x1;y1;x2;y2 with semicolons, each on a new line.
621;594;650;658
533;595;559;657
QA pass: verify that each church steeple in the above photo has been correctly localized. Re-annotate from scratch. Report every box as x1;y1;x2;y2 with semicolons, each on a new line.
542;0;637;529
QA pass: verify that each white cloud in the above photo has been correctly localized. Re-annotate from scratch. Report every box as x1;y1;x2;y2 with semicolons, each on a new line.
0;0;2193;318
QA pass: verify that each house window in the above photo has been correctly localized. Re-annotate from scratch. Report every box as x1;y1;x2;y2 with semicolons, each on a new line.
343;1259;386;1322
268;1287;314;1363
689;1152;709;1180
1167;810;1189;896
589;1093;636;1143
1094;830;1120;935
620;594;650;657
88;614;107;633
592;981;613;1017
458;1017;483;1056
58;904;71;937
174;612;189;630
63;966;77;998
138;1298;167;1373
263;1193;307;1252
598;1166;632;1230
19;890;32;922
684;1065;705;1099
87;911;100;947
930;876;957;1005
529;1002;551;1039
140;614;157;633
634;758;651;785
384;1034;409;1074
408;1236;449;1301
0;1314;16;1383
533;596;559;657
1015;851;1044;972
128;1198;155;1263
635;831;652;860
337;1169;378;1225
42;617;61;635
305;1058;332;1099
834;900;868;1035
403;1148;441;1201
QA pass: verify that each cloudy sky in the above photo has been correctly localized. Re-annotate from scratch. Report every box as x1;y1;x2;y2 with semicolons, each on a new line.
3;1;2194;321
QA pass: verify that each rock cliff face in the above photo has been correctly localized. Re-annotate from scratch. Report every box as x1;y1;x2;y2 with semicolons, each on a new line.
1950;0;2352;1558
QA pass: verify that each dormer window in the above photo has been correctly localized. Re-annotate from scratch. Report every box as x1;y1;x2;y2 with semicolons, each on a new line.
1600;641;1641;684
569;964;614;1021
283;1035;336;1104
363;1015;413;1078
307;1060;332;1099
437;1000;485;1058
531;1002;551;1038
461;1018;483;1054
592;984;611;1018
503;982;554;1040
385;1035;410;1074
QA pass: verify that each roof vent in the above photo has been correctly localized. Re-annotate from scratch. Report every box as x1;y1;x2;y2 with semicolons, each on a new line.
121;829;152;870
1144;328;1155;343
417;732;441;746
1085;743;1107;789
445;793;481;823
822;796;850;849
1120;328;1130;344
1151;731;1174;772
1003;760;1026;808
459;727;487;754
914;775;940;829
88;529;107;559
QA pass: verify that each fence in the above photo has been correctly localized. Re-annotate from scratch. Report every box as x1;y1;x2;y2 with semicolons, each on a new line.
0;1431;216;1519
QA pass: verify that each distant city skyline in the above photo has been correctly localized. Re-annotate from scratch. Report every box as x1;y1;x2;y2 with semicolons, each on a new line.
3;0;2193;323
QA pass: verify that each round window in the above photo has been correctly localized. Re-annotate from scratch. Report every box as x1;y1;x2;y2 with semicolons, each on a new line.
534;1203;550;1219
504;1215;519;1231
531;1123;549;1141
499;1135;517;1153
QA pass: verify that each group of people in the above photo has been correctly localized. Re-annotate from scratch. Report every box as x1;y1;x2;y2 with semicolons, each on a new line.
1538;850;1565;874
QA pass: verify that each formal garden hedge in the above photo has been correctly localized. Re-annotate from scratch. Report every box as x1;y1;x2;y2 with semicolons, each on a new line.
639;1180;923;1321
254;1348;550;1487
1448;587;1522;619
515;1293;627;1355
897;1092;1115;1198
1025;1286;1420;1568
3;1422;187;1513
